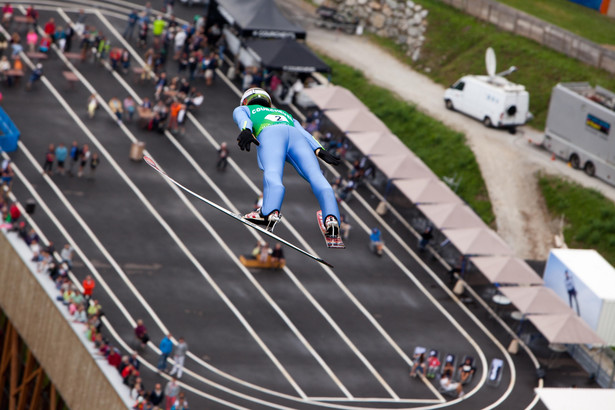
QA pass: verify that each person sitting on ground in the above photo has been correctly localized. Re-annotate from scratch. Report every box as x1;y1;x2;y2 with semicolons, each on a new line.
426;350;441;378
459;357;476;384
270;243;285;268
440;369;464;398
409;352;426;378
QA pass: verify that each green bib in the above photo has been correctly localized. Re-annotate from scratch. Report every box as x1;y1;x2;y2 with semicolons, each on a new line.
247;106;294;137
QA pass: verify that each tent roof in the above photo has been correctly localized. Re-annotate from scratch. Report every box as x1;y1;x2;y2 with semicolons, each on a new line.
347;132;408;156
217;0;306;39
301;86;364;110
528;312;605;345
245;38;330;73
418;202;485;230
470;256;544;285
499;286;570;314
394;177;461;203
444;227;513;256
372;155;435;180
536;388;615;410
325;108;389;133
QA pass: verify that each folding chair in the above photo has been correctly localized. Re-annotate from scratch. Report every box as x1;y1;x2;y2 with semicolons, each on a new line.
457;355;476;385
426;349;441;379
486;358;504;387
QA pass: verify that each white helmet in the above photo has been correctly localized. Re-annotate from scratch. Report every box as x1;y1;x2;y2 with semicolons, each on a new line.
240;87;271;108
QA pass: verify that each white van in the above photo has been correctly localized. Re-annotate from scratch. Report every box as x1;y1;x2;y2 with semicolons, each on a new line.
444;75;531;129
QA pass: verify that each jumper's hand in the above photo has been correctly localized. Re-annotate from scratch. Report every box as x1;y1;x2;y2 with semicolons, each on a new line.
237;129;259;152
316;148;340;166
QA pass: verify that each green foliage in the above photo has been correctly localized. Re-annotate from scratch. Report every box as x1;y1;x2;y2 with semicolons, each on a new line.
538;174;615;266
368;0;615;129
321;56;495;225
497;0;615;45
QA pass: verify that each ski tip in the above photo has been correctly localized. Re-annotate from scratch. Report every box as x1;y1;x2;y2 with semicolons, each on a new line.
143;156;166;175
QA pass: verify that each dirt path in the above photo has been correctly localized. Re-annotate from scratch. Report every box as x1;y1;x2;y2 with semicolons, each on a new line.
278;0;615;260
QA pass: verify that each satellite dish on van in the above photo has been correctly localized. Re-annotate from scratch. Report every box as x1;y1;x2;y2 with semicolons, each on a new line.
486;47;496;77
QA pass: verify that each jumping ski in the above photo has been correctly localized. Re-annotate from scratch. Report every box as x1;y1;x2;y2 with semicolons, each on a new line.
317;210;345;249
143;156;334;268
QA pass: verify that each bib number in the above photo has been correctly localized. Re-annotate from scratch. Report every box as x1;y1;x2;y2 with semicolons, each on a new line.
265;114;289;123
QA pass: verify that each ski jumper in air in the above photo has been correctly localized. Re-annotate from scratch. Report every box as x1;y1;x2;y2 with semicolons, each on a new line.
233;88;343;243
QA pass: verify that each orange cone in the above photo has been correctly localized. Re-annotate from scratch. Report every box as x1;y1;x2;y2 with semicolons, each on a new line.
551;153;556;161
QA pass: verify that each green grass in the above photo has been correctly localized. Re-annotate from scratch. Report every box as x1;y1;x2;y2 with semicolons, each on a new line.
367;0;615;129
321;56;495;225
539;174;615;266
496;0;615;46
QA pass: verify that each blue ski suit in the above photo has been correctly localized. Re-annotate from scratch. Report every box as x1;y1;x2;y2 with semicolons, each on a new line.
233;105;340;222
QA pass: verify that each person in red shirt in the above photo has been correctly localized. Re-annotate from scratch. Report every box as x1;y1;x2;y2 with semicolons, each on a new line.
82;275;95;302
43;18;56;38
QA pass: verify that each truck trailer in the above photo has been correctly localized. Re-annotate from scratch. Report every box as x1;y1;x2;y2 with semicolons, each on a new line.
544;82;615;185
543;249;615;346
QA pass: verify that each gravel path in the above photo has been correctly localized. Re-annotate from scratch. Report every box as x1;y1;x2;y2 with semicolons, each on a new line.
280;0;615;260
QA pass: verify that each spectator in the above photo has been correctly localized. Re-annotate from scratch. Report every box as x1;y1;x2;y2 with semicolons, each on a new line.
61;243;74;268
1;3;13;24
270;243;285;268
148;383;165;408
129;352;140;372
157;333;173;372
216;142;229;172
87;299;102;317
418;225;433;251
426;350;441;378
25;62;42;91
169;336;188;379
123;10;139;40
82;274;95;302
369;228;384;257
124;96;136;122
164;377;180;410
68;141;81;175
43;17;56;39
42;144;55;176
88;152;100;179
107;347;122;368
134;319;149;349
78;144;90;177
109;97;123;122
409;353;425;378
73;304;88;323
25;29;37;53
84;94;98;119
132;376;146;400
340;214;351;240
170;392;188;410
440;369;464;398
55;143;68;175
458;357;476;384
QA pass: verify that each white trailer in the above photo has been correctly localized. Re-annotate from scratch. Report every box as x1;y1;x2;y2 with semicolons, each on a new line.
543;249;615;346
543;82;615;185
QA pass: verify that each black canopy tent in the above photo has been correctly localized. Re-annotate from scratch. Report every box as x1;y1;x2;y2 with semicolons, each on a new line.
213;0;306;39
245;38;330;73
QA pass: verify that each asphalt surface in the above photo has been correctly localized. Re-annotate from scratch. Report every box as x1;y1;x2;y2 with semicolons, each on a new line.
1;1;597;409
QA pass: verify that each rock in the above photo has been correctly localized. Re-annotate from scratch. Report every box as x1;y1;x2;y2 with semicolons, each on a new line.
406;0;415;8
370;12;386;29
369;1;382;10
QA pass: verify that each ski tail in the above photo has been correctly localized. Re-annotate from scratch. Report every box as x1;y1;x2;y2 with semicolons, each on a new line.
144;156;334;268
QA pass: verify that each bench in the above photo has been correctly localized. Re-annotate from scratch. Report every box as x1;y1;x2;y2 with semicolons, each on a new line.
26;51;48;61
62;71;79;89
63;52;83;62
239;255;285;269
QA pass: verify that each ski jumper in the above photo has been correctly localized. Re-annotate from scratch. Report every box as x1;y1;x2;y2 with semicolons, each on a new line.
233;105;340;222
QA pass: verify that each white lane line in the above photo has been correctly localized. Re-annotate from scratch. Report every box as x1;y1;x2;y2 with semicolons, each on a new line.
90;9;401;400
7;36;307;399
53;8;354;401
4;148;274;410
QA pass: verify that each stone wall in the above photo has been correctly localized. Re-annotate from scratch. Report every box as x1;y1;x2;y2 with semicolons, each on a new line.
440;0;615;74
327;0;429;60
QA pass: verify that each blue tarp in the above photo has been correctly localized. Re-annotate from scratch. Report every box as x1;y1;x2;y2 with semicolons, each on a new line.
568;0;603;11
0;107;19;152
